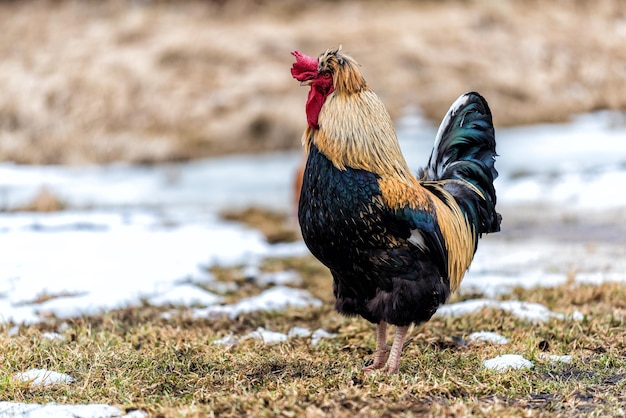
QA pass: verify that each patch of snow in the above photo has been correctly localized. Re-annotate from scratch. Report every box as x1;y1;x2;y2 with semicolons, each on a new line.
242;264;261;281
12;368;74;387
436;299;579;323
194;286;322;320
570;310;585;321
311;328;338;346
483;355;533;372
244;327;288;344
205;281;239;294
42;332;64;341
0;300;42;325
539;353;573;364
7;325;19;336
498;301;565;323
0;402;145;418
35;292;136;320
436;299;493;317
576;272;626;285
213;326;336;348
148;284;223;307
213;333;238;348
288;326;312;338
255;270;302;287
0;211;308;325
467;331;509;345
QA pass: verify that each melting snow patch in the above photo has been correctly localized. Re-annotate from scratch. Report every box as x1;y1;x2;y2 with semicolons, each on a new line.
539;353;573;364
42;332;64;341
0;210;309;325
436;299;581;323
245;327;288;344
205;281;239;294
12;368;74;387
467;331;509;345
288;326;312;338
483;355;533;372
213;326;336;347
255;270;302;287
148;284;223;307
195;286;322;320
436;299;493;317
213;333;239;348
570;310;585;321
498;301;565;323
0;300;42;325
311;329;338;346
0;402;146;418
576;272;626;285
7;325;19;336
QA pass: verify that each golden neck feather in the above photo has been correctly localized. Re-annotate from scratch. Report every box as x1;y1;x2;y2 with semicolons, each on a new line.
305;89;416;182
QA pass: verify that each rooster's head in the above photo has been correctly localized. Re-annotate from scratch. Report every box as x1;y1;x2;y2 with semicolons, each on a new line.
291;46;366;129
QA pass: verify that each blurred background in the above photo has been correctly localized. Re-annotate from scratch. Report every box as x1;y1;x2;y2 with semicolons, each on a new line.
1;0;625;165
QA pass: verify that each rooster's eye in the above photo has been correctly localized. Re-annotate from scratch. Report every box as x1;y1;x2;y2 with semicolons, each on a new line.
322;72;331;79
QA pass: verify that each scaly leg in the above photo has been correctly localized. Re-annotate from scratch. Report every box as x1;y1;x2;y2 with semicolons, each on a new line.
362;321;390;372
382;325;409;374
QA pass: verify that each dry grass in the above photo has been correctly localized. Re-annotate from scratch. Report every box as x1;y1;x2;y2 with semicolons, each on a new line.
220;206;301;243
1;0;625;164
1;252;625;417
9;186;67;212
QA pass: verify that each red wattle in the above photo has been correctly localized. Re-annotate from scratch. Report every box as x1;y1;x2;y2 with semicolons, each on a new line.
306;84;334;129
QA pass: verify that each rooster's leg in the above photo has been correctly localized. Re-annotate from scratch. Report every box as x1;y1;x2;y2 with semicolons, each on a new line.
362;321;390;372
382;325;409;374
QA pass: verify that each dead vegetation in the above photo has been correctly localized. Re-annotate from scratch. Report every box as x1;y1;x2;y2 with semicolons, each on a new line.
10;186;66;212
220;206;300;243
0;0;625;164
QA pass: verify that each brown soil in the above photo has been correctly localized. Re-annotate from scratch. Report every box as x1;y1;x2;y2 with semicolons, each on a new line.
1;0;625;165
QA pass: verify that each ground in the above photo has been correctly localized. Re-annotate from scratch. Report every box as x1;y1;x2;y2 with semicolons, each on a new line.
1;0;625;164
1;207;625;417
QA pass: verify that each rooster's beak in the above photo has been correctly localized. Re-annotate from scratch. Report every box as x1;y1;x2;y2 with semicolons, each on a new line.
300;79;314;87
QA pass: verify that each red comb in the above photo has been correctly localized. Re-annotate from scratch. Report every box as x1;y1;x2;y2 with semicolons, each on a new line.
291;50;318;81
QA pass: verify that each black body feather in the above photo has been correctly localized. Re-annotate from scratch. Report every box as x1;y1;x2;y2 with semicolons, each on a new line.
299;145;448;326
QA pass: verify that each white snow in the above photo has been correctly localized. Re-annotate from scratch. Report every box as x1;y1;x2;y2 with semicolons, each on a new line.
41;332;64;341
213;326;336;347
213;333;238;348
483;355;533;372
0;402;146;418
11;368;74;387
193;286;322;320
311;328;338;346
245;327;289;344
148;284;223;307
0;211;308;325
288;326;312;338
436;299;581;323
467;331;510;345
539;353;573;364
255;270;302;287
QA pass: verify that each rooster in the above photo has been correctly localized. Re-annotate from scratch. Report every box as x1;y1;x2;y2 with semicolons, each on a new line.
291;47;501;374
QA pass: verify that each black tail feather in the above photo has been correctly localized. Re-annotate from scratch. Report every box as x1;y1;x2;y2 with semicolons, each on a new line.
419;92;501;234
